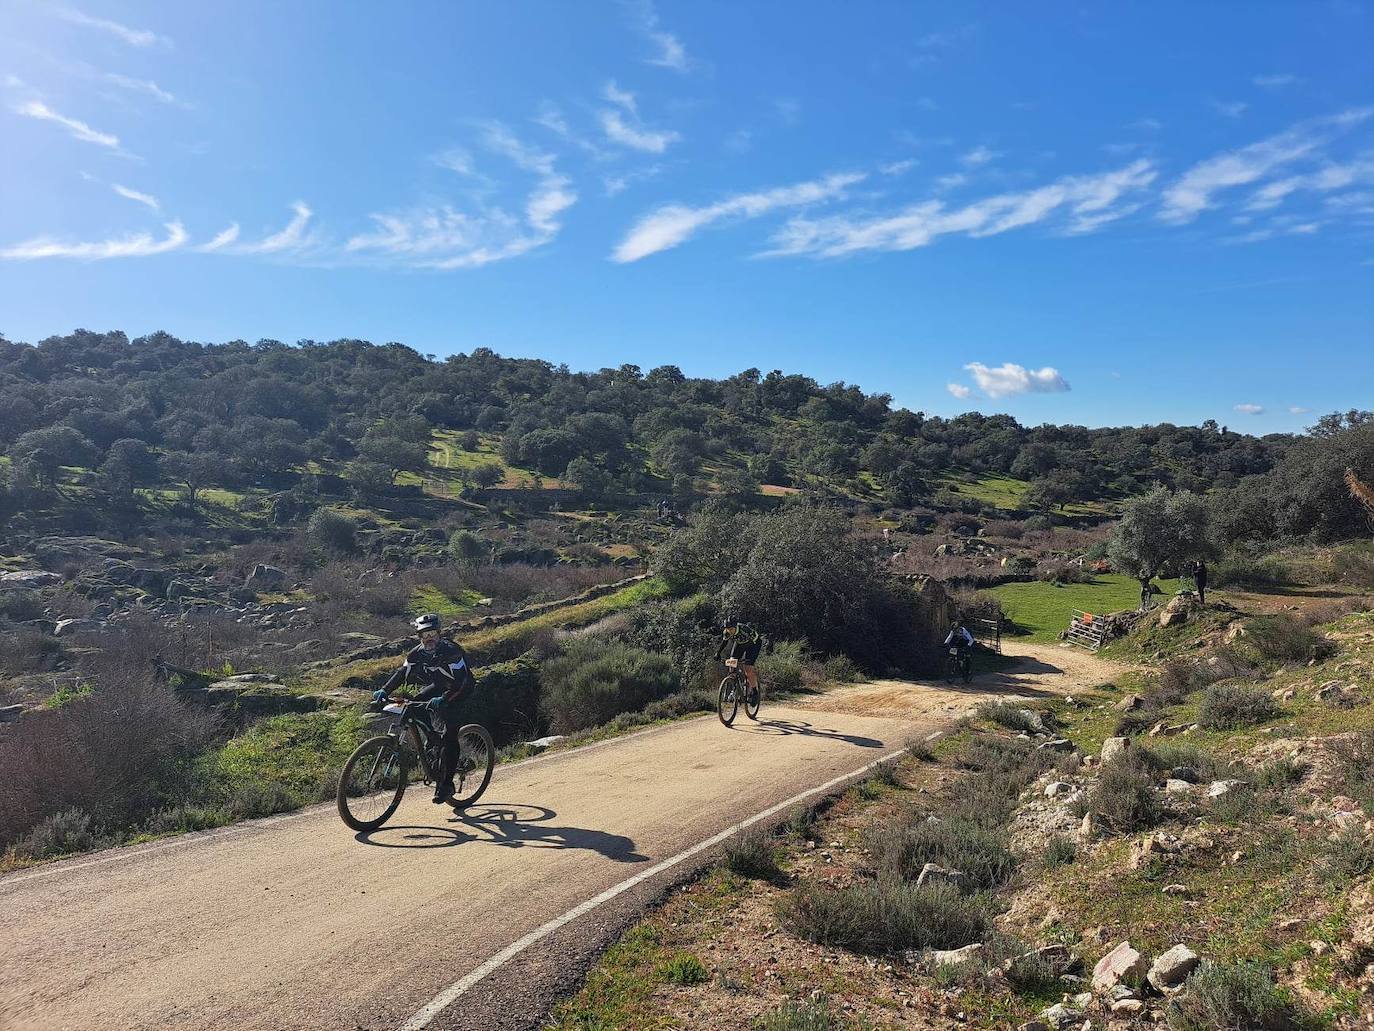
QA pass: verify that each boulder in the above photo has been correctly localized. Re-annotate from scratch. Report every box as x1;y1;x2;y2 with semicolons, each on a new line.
1207;779;1249;800
1037;737;1075;753
1159;591;1200;628
525;735;566;753
1101;737;1131;764
1170;766;1200;783
0;570;62;588
247;564;288;590
1147;944;1200;991
1044;781;1074;798
1165;779;1195;793
1092;941;1147;991
928;943;983;969
916;862;971;892
1039;1002;1083;1030
53;618;104;637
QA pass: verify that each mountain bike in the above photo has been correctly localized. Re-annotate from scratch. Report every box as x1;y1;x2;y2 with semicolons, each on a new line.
945;645;972;684
717;657;762;727
337;696;495;831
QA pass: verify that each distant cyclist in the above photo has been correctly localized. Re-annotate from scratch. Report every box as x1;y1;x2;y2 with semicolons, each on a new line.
715;617;765;695
944;619;974;652
374;613;476;804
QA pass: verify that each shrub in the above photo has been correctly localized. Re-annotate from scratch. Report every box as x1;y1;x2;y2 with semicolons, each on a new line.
357;577;411;618
1043;835;1077;868
1253;756;1306;790
1200;683;1281;731
540;639;679;734
0;629;64;676
758;639;806;692
447;530;487;565
1244;614;1337;664
906;736;935;761
950;589;1005;626
1166;962;1311;1031
869;816;1015;891
12;807;101;859
1142;742;1235;782
1330;730;1374;810
723;828;780;881
779;879;988;955
1089;751;1161;833
786;806;818;841
1318;827;1374;881
640;688;715;722
307;507;357;553
1212;554;1293;589
0;590;44;622
657;951;710;986
977;701;1047;735
759;996;838;1031
821;654;862;683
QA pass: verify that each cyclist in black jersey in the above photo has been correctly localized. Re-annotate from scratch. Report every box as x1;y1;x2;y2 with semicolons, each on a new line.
715;617;765;695
374;613;477;803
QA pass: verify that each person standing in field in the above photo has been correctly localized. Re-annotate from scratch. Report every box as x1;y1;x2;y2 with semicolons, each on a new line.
1192;558;1208;606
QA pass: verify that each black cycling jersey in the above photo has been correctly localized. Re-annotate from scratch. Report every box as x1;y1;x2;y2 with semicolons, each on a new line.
716;624;764;663
382;638;476;703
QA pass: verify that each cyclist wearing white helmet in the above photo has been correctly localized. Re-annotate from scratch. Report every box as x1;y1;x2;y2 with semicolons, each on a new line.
374;613;477;803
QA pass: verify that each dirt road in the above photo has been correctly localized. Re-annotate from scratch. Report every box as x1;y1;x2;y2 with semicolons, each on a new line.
0;642;1116;1031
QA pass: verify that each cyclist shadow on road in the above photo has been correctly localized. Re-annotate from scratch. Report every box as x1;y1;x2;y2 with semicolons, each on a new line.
354;825;474;848
452;802;650;864
736;718;884;749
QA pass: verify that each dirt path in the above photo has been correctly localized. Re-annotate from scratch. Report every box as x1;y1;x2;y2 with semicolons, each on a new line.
0;641;1119;1031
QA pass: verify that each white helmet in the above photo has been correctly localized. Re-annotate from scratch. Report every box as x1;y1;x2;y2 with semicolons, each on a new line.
412;613;441;635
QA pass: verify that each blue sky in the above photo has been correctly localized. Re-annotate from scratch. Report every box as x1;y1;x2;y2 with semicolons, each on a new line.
1;1;1371;431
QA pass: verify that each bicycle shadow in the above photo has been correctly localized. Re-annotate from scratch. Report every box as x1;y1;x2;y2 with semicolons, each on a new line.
452;802;650;864
354;825;474;848
737;717;885;749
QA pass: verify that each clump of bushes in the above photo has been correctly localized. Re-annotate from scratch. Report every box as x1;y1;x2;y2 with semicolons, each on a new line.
758;639;807;692
540;639;679;734
1330;730;1374;810
1165;962;1312;1031
1199;683;1282;731
723;827;781;881
1042;835;1076;868
1244;614;1337;664
656;951;710;986
779;880;988;955
1212;553;1293;589
821;654;862;683
977;701;1048;736
868;817;1015;891
307;507;357;553
759;996;838;1031
1088;751;1161;833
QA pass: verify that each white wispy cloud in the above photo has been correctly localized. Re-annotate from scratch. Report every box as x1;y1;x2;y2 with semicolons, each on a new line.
946;382;972;399
103;72;179;106
533;101;570;137
1158;109;1374;224
880;159;918;177
54;7;170;48
1254;74;1298;89
599;109;680;153
15;100;119;149
1234;403;1265;415
199;224;240;252
1244;159;1373;211
764;160;1156;259
112;184;158;210
0;221;186;260
960;144;998;167
345;125;576;269
236;202;314;254
935;172;968;191
1289;405;1310;414
603;80;637;114
613;171;866;263
627;1;688;71
1211;100;1249;118
965;363;1070;399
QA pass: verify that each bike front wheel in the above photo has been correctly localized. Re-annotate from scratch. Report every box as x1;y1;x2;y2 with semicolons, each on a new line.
452;724;495;807
337;736;408;831
718;674;740;726
744;679;762;721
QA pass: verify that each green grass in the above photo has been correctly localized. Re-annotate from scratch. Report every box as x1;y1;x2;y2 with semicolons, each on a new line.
990;574;1182;642
409;583;484;620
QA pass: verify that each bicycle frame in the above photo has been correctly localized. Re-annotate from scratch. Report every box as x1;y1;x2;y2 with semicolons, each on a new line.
380;702;441;782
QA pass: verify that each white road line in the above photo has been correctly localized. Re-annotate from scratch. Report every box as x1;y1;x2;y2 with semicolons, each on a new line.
396;746;908;1031
0;715;710;890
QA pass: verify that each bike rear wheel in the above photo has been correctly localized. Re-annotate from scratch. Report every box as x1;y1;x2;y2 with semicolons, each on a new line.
337;736;408;831
718;674;740;726
452;724;495;807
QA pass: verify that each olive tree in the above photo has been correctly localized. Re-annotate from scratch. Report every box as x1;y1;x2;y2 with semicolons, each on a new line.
1107;487;1213;596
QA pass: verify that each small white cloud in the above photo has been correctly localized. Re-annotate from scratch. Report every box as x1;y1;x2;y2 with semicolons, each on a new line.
532;102;570;137
54;6;170;47
602;80;637;114
15;100;119;149
966;362;1070;399
960;144;998;167
1233;403;1265;415
0;221;187;260
946;382;972;399
433;147;479;177
599;109;680;153
629;1;688;71
199;224;240;252
1288;405;1310;414
1211;100;1249;118
112;184;158;210
613;171;865;262
103;72;179;106
237;202;313;254
880;159;918;177
1253;74;1298;89
935;172;968;190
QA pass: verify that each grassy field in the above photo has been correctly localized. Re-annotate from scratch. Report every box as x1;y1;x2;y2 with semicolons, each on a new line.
990;573;1182;641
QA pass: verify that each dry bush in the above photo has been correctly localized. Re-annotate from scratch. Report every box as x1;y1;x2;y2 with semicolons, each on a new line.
1200;683;1281;731
779;880;989;955
0;630;64;676
1245;614;1337;663
1089;751;1162;833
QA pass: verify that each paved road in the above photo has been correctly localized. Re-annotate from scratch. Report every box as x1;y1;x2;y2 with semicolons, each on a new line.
1;643;1111;1031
